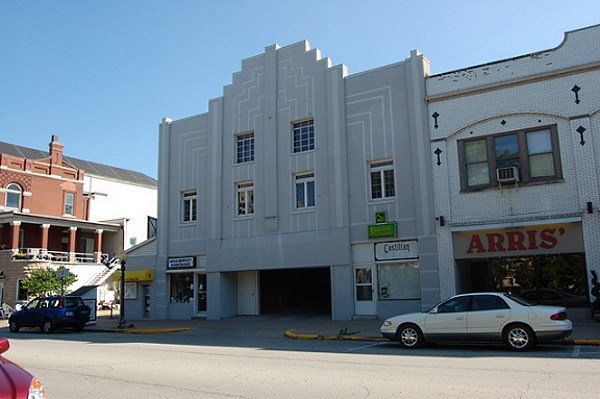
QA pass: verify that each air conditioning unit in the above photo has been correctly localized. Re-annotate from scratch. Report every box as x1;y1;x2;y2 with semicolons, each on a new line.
496;167;520;184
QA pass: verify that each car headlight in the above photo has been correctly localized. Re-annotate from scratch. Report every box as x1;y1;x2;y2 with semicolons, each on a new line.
28;378;46;399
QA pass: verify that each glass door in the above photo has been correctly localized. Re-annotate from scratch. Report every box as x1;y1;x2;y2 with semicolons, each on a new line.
354;267;376;315
196;273;207;314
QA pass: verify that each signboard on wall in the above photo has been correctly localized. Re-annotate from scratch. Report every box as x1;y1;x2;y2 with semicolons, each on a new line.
168;257;196;269
375;240;419;261
452;222;584;259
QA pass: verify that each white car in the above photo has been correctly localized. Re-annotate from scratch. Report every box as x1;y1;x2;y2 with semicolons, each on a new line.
380;292;573;351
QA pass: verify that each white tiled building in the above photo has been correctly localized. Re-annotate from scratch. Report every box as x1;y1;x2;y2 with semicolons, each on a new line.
427;24;600;315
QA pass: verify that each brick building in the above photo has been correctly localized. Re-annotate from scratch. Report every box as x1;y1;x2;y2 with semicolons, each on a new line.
0;136;157;307
427;24;600;316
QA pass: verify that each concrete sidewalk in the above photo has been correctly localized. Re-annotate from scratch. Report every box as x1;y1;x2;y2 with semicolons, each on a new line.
86;315;600;345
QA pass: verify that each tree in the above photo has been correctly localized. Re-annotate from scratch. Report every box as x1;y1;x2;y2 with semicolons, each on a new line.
21;267;78;298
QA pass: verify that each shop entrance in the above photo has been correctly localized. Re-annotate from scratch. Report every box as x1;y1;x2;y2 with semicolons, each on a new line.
260;267;331;316
456;253;589;308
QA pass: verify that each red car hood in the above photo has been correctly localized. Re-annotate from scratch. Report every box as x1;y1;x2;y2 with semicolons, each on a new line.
0;356;33;398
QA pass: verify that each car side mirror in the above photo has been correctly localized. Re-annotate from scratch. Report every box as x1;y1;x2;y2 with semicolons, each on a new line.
429;308;438;314
0;338;9;355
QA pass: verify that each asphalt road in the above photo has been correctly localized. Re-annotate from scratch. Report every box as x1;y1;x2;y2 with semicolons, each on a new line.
4;328;600;399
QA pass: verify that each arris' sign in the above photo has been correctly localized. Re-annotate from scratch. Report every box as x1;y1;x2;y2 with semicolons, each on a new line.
452;223;583;259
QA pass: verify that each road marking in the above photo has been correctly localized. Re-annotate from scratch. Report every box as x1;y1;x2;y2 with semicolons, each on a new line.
348;342;386;351
572;345;581;358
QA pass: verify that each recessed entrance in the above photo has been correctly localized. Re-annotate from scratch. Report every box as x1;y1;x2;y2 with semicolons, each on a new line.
260;267;331;316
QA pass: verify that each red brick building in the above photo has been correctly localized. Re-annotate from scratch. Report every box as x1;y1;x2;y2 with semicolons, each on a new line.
0;136;123;306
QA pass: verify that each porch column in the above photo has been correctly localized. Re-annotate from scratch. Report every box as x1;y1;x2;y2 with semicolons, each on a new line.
9;221;21;253
40;224;50;250
94;229;103;263
68;226;77;263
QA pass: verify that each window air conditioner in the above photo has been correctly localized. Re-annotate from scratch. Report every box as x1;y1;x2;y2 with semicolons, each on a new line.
496;166;520;183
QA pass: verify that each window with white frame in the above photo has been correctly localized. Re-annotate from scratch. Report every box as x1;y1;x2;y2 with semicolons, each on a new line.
236;181;254;216
64;192;75;216
236;131;255;163
292;119;315;153
459;126;561;190
5;183;22;209
295;172;315;209
370;160;395;199
182;191;197;223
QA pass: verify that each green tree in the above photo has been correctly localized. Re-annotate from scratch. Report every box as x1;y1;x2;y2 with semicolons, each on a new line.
21;267;77;298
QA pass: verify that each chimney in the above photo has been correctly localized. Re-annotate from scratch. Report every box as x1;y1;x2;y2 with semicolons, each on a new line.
49;135;64;165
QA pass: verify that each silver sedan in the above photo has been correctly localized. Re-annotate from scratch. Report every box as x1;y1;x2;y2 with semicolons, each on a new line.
380;292;573;351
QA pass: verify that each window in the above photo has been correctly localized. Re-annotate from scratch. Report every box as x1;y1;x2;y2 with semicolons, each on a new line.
377;262;421;300
147;216;157;239
182;191;197;223
64;193;75;216
17;279;28;301
471;295;509;311
437;296;470;313
236;181;254;216
460;126;561;190
292;119;315;153
370;160;395;199
5;183;22;209
236;131;255;163
169;273;193;303
295;172;315;209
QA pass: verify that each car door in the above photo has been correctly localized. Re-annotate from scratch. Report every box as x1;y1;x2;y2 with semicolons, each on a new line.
466;295;510;341
425;296;470;340
19;299;42;326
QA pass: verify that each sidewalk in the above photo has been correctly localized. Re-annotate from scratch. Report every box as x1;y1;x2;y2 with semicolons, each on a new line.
86;314;600;345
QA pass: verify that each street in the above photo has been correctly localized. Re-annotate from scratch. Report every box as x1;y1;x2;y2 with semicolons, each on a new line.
3;327;600;398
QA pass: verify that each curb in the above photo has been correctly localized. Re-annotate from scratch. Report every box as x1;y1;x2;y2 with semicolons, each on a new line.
284;329;387;342
573;339;600;346
89;327;192;334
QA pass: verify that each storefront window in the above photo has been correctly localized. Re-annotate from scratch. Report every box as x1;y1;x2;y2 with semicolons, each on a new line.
169;273;194;303
377;261;421;300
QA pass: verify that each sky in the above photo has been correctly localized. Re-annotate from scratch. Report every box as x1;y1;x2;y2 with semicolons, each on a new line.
2;1;599;179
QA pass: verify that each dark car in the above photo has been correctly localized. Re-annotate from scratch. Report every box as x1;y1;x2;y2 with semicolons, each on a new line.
9;296;91;333
0;338;46;398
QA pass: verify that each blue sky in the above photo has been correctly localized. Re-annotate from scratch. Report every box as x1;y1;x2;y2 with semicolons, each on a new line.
2;1;599;178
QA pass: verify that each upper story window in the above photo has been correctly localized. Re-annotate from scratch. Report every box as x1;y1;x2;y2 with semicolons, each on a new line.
236;181;254;216
370;160;395;200
236;131;255;163
459;126;561;190
295;172;315;209
182;191;197;223
64;192;75;216
292;119;315;153
5;183;22;209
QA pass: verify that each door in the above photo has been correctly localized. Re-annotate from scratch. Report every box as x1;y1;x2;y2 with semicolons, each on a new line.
237;271;259;315
196;273;207;314
354;267;376;315
142;285;150;318
425;295;469;340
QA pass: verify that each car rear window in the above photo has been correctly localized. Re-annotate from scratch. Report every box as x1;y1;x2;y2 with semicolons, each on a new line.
504;294;533;306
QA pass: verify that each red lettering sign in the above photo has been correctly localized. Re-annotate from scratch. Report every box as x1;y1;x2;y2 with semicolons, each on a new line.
466;227;566;254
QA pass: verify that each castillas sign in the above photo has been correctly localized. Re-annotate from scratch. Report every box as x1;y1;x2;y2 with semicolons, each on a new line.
375;240;419;261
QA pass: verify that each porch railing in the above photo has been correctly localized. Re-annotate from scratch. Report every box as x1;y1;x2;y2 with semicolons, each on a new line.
9;248;107;264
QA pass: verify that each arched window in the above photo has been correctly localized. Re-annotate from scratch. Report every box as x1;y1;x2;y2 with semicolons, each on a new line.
6;183;22;210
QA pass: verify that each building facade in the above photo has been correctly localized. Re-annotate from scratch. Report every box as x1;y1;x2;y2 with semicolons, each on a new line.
0;136;157;307
153;41;439;320
427;25;600;317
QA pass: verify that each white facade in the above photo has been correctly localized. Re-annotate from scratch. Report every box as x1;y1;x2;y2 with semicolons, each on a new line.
427;24;600;310
154;41;439;321
84;174;157;249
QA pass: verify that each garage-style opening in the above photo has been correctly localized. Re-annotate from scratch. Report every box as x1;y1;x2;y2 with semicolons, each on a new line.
260;267;331;316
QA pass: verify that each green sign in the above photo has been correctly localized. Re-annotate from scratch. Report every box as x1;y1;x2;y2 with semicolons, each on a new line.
368;222;397;239
375;212;387;223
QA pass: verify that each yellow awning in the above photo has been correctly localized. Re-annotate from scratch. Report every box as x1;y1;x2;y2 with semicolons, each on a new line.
113;269;154;282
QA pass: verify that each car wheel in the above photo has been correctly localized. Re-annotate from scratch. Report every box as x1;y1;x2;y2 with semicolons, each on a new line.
8;319;20;333
41;319;54;334
504;324;535;351
397;324;423;348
